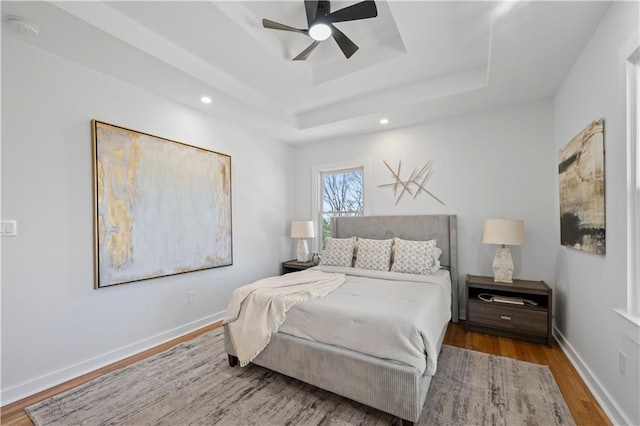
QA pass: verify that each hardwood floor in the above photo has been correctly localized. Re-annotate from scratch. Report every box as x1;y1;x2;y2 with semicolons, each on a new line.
2;321;611;425
0;322;221;426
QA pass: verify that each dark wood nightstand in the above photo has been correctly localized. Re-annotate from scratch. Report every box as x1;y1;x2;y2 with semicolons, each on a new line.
465;274;553;347
281;259;315;275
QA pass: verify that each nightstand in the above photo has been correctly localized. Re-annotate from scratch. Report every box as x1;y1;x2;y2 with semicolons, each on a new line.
281;259;315;275
465;274;553;347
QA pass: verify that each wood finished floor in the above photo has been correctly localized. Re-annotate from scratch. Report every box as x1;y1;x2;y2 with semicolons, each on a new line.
1;321;611;426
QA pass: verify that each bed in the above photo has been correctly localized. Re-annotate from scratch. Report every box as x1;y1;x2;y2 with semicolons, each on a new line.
224;214;458;425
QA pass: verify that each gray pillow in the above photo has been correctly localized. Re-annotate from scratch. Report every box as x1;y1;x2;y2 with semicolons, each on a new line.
354;238;393;271
390;238;438;275
320;237;357;267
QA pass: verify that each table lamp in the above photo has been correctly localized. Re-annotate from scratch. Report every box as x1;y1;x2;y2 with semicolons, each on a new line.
290;221;315;262
482;219;525;283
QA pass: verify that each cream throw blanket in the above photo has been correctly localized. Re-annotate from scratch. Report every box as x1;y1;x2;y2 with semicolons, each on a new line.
223;269;346;367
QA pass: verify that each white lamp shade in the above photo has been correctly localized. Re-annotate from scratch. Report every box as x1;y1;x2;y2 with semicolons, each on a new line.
290;221;315;239
483;219;525;246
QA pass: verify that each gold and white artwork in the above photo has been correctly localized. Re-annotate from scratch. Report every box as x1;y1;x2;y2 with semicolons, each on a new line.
92;121;232;288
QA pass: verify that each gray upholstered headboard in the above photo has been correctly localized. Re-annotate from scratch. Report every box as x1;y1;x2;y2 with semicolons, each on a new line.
330;214;459;323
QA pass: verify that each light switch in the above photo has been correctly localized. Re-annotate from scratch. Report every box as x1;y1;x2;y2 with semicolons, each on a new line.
1;220;17;236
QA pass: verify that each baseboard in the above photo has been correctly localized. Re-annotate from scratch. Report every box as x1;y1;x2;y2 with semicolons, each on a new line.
1;311;225;406
553;326;631;425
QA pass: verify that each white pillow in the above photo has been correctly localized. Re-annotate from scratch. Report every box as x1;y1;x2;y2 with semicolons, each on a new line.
390;238;438;275
354;238;393;271
320;237;357;267
433;246;443;271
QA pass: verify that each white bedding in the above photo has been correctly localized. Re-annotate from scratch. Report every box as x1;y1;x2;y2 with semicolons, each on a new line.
277;265;452;376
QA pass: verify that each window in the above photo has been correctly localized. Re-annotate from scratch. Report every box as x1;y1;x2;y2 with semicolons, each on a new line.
628;47;640;318
320;169;364;246
311;161;367;251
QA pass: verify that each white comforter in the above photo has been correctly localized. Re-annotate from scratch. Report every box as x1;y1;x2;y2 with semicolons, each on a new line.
277;265;452;376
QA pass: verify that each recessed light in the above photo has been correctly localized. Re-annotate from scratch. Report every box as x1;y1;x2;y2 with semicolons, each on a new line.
200;96;212;104
380;118;389;125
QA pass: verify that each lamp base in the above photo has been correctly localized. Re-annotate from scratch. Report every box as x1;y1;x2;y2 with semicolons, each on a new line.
492;247;514;283
296;239;309;262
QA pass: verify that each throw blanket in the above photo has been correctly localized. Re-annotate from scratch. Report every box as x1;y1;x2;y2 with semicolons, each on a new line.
223;269;346;367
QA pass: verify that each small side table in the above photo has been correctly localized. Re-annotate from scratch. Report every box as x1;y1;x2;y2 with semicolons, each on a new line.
281;259;315;275
465;274;553;347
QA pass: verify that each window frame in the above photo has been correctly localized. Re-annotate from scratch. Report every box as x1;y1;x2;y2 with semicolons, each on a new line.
626;46;640;319
311;160;370;253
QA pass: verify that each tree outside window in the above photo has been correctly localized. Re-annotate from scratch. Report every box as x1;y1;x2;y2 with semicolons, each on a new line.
320;169;364;248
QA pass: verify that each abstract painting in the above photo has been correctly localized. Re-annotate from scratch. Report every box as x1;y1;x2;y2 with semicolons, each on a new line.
92;121;232;288
558;119;605;255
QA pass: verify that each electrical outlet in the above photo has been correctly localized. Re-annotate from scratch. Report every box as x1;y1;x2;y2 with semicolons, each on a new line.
187;291;196;304
619;351;627;377
0;220;17;236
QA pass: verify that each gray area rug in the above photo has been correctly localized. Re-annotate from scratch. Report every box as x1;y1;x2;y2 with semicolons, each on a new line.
27;327;575;425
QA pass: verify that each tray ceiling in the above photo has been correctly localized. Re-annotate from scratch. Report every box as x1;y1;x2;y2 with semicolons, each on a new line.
1;1;611;144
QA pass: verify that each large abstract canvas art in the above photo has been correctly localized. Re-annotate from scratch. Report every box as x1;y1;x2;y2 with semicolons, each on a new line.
92;121;232;288
558;119;605;255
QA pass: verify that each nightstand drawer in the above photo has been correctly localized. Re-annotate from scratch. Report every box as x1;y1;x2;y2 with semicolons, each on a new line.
468;302;548;335
281;260;315;275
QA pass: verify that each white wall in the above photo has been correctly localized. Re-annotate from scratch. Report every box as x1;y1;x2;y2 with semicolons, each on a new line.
553;2;640;425
1;37;294;403
293;100;557;314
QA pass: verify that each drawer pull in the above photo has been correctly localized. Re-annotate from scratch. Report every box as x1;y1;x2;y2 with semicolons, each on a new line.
500;315;512;321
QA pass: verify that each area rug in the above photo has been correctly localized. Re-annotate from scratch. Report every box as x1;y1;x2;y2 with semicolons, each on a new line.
26;327;575;425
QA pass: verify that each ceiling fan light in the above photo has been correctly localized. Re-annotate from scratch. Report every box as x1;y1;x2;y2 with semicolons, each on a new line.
309;23;332;41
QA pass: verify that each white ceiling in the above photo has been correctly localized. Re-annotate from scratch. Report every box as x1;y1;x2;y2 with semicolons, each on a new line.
1;1;611;144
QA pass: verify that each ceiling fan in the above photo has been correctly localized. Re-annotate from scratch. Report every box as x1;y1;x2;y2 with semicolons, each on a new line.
262;0;378;61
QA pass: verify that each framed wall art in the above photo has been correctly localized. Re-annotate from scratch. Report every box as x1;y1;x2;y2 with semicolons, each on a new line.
92;120;232;288
558;119;605;255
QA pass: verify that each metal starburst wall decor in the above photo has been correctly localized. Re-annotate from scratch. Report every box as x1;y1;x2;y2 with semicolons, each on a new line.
378;160;445;206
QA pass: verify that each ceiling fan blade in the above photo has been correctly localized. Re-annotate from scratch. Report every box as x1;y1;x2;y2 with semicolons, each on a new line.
293;40;321;61
304;0;319;27
329;1;377;23
262;19;308;35
330;25;359;58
